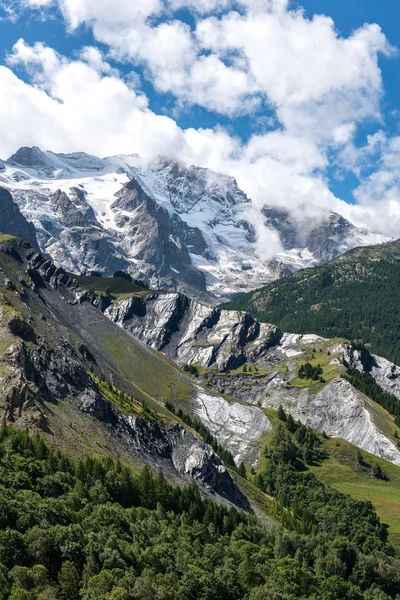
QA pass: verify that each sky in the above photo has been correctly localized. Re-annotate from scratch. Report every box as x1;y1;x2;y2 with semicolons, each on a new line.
1;0;400;238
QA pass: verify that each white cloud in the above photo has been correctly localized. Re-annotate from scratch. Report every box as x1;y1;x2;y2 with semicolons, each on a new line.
59;0;162;30
198;12;392;139
1;41;185;158
0;39;342;216
18;0;53;6
168;0;232;14
40;0;392;160
15;0;391;133
1;0;399;242
341;134;400;237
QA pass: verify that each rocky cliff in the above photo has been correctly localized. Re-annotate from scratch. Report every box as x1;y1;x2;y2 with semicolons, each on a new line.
0;236;247;507
106;291;281;372
106;290;400;466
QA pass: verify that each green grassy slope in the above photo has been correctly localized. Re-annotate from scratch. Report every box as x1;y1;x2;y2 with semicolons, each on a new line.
252;410;400;546
310;438;400;546
73;274;150;300
222;239;400;364
0;239;197;417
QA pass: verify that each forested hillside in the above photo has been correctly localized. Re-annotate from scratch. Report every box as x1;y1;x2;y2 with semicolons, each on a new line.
1;423;400;599
223;241;400;364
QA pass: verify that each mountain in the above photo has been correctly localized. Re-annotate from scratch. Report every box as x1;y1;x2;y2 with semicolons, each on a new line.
2;236;400;597
0;146;388;300
223;238;400;364
263;206;382;263
0;234;248;507
88;279;400;543
3;229;400;473
93;286;400;467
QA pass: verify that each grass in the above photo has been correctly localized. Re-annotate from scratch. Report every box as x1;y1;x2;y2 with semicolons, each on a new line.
309;438;400;546
0;234;16;244
99;329;195;410
251;408;400;546
94;376;159;419
73;275;151;301
231;471;277;526
289;343;345;388
0;290;25;354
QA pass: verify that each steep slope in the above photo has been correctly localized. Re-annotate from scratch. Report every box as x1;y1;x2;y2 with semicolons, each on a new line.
263;207;382;263
223;238;400;364
104;289;400;466
253;410;400;546
0;146;388;299
309;436;400;546
0;235;248;506
0;186;38;248
3;423;400;600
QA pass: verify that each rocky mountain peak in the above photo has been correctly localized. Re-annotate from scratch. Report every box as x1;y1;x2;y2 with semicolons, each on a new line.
0;147;390;299
8;146;50;169
144;157;249;215
262;205;301;250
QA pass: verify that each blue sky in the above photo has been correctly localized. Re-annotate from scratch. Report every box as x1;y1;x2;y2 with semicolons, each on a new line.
0;0;400;236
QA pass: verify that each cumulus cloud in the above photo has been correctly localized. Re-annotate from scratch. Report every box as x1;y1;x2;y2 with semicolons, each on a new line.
1;40;185;157
339;134;400;237
1;0;399;243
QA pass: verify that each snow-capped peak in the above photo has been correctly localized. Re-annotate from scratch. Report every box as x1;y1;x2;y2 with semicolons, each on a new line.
0;146;391;301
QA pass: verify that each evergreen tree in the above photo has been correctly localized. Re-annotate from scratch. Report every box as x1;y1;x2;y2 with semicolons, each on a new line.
278;405;287;421
59;561;80;600
371;463;383;479
238;462;247;478
286;413;296;433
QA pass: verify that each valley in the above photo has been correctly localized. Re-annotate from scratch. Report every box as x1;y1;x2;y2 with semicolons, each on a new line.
1;160;400;598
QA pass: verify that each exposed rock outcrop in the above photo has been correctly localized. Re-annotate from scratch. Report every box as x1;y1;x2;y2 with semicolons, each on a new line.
193;389;272;465
106;290;400;466
106;291;281;372
341;344;400;400
263;378;400;465
0;238;247;507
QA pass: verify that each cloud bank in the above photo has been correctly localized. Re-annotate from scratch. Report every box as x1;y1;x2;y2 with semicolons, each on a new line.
0;0;400;239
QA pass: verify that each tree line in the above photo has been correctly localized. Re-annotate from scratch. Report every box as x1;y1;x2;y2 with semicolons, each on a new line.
1;421;400;599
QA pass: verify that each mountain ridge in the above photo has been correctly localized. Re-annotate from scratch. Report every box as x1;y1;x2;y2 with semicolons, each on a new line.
0;146;389;300
94;284;400;467
223;237;400;364
0;234;249;507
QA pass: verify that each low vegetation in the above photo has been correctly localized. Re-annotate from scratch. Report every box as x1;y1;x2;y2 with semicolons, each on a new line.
73;274;149;301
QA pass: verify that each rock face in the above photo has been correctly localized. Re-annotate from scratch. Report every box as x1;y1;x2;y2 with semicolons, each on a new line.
0;237;247;507
263;207;385;265
340;344;400;400
106;291;281;371
106;290;400;466
106;291;277;462
193;389;272;465
111;178;206;295
0;186;38;248
0;147;389;300
264;378;400;466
